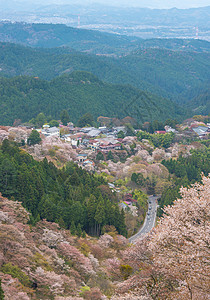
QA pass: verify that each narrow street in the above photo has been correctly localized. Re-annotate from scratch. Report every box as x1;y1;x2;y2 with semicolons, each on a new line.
128;195;159;243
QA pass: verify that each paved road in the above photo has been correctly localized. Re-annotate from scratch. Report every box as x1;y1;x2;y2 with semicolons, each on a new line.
129;195;159;243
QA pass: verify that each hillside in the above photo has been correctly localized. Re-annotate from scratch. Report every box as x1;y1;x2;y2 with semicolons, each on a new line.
0;42;209;104
0;22;141;55
0;22;210;54
0;193;129;299
0;72;185;125
186;87;210;115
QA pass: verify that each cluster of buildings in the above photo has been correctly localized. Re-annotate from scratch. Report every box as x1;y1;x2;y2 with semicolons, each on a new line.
40;123;129;171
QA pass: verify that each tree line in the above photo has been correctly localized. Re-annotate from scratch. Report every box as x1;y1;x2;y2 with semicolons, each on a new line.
158;146;210;216
0;140;127;236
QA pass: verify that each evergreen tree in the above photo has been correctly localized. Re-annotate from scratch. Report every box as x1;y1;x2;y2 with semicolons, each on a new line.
87;195;96;235
78;113;94;127
77;223;82;237
0;279;4;300
60;110;70;126
96;151;104;161
94;195;105;236
107;151;113;161
27;130;41;145
70;221;77;235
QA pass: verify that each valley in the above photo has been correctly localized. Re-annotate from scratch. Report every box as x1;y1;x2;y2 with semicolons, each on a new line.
0;5;209;299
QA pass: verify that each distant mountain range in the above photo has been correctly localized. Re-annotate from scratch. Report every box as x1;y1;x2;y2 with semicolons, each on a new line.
0;22;209;120
0;22;210;54
0;4;210;40
0;38;209;105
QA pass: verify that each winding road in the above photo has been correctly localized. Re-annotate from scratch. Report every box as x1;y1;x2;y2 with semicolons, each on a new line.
129;195;159;243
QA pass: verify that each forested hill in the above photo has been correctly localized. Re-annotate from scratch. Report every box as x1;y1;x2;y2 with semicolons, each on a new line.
0;42;209;104
0;22;140;55
1;22;210;54
186;88;210;115
0;72;185;125
0;139;127;236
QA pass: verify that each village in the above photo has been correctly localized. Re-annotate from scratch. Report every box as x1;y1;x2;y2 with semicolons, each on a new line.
0;114;209;232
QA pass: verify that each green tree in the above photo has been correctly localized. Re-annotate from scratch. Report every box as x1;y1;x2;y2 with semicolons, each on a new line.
27;130;41;145
77;223;82;237
107;151;113;161
117;130;125;139
125;123;135;136
49;119;59;127
0;278;4;300
70;221;77;235
60;110;70;126
96;151;104;161
78;113;94;127
94;195;105;236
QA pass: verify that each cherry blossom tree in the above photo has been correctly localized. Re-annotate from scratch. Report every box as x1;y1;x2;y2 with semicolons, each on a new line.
149;175;210;299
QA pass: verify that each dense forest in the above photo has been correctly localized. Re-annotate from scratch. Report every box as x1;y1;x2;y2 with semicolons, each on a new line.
0;72;185;125
158;146;210;216
0;41;209;106
0;139;127;236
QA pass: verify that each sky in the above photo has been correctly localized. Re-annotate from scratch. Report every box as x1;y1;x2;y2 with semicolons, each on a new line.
3;0;210;9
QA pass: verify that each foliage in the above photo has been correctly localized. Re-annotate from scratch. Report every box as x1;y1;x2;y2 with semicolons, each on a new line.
131;173;145;187
77;113;94;128
0;38;209;110
0;279;4;300
159;147;210;215
117;130;125;139
27;130;41;145
96;151;104;161
120;265;133;280
49;119;59;127
79;286;91;297
29;112;47;128
0;140;127;236
149;176;210;299
0;73;185;126
1;263;31;287
60;109;70;126
137;130;174;148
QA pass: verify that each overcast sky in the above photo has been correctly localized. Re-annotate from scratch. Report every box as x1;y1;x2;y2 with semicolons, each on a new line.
4;0;210;9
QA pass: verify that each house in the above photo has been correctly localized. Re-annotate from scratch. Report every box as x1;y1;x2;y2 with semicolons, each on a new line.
123;193;137;204
99;143;121;152
41;127;60;137
89;140;99;150
80;127;95;133
83;159;95;171
61;134;71;142
191;126;209;138
165;126;175;133
87;129;101;137
77;153;88;162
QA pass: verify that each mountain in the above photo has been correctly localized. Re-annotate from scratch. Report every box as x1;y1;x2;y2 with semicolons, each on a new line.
0;22;142;55
0;41;209;104
0;22;210;54
0;71;185;126
1;5;210;40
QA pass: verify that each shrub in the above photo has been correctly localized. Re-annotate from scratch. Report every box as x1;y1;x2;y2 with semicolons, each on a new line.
79;285;90;297
1;263;31;287
120;264;133;280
